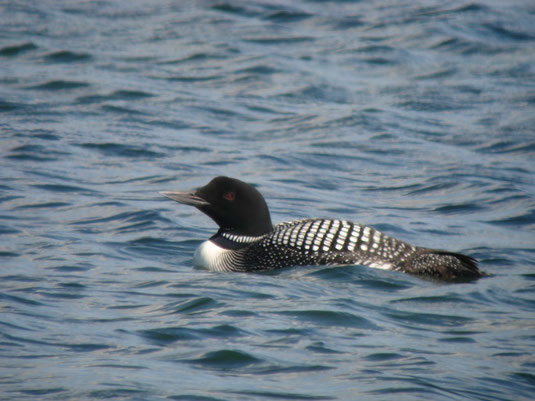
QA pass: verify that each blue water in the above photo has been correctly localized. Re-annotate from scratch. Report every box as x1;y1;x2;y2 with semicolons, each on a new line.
1;1;535;400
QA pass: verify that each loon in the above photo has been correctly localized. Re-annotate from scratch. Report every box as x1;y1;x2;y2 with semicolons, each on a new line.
161;176;483;281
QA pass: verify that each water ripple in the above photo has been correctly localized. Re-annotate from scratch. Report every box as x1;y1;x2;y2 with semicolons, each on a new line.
43;50;92;63
0;42;37;56
28;80;90;91
279;309;378;329
184;349;260;369
76;142;165;158
139;324;242;345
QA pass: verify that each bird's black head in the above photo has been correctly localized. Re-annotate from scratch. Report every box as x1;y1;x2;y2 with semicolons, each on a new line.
161;176;273;236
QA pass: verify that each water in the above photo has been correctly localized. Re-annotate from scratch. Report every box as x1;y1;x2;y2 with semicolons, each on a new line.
1;0;535;400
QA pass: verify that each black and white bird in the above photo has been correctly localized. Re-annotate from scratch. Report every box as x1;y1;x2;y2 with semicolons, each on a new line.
161;176;483;281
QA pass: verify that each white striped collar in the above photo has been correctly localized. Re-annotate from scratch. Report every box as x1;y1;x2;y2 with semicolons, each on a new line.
220;232;266;244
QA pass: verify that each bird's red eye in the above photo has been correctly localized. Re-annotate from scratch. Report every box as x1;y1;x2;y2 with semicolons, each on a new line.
223;191;235;201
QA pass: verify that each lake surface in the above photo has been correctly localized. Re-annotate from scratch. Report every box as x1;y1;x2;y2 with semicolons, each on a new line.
1;1;535;400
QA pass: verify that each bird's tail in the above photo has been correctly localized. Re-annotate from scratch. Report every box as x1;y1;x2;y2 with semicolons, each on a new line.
403;250;483;281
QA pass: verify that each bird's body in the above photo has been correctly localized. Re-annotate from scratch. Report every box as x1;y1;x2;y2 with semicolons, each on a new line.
161;176;483;281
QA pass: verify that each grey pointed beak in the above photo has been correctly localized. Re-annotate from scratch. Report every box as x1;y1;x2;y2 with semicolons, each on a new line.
160;190;210;207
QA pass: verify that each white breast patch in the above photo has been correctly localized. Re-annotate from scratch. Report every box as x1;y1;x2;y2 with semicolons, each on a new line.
194;240;233;272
